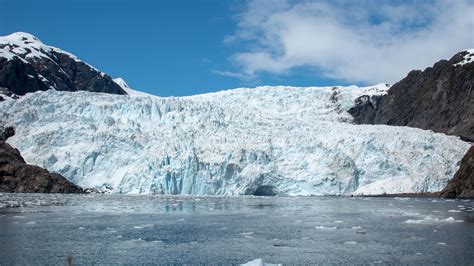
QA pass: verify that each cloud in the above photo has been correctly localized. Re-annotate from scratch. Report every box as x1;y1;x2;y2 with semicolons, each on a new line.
224;0;474;84
211;69;254;80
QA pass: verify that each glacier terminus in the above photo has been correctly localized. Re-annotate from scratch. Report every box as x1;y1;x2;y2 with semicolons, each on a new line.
0;83;469;195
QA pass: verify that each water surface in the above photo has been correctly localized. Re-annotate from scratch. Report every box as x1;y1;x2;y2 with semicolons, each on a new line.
0;194;473;264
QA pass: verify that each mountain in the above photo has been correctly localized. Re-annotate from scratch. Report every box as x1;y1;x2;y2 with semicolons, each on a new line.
0;126;82;193
349;49;474;142
349;49;474;198
440;146;474;198
0;32;126;96
0;84;469;195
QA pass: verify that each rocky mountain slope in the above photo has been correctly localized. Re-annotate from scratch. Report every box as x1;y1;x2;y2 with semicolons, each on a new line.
349;49;474;198
349;49;474;142
0;126;82;193
0;85;469;196
440;146;474;198
0;32;126;96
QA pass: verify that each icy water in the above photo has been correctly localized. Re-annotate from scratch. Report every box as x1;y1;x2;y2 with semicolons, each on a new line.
0;194;473;265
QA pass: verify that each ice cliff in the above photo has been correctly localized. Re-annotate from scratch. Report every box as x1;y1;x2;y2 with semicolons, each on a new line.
0;84;469;195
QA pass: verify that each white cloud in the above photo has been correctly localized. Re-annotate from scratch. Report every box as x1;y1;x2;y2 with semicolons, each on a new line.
211;69;254;80
224;0;474;84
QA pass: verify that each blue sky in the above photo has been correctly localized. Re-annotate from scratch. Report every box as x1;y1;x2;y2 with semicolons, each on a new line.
1;0;473;96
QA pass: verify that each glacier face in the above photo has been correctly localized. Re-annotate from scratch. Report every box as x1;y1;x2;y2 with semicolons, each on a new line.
0;84;470;195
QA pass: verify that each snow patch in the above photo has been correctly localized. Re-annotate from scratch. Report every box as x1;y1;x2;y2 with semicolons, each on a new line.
113;77;155;97
0;32;106;77
453;49;474;66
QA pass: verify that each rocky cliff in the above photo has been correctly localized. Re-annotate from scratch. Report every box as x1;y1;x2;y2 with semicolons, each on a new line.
440;146;474;198
0;32;126;96
0;127;82;193
349;50;474;198
349;49;474;142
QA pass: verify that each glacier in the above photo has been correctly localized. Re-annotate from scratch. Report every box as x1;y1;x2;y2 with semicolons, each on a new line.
0;84;470;195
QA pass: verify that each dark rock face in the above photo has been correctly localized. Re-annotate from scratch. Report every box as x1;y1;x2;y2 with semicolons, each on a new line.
348;95;384;124
0;126;14;141
348;50;474;198
0;142;83;193
350;50;474;141
0;33;126;96
0;127;82;193
440;146;474;198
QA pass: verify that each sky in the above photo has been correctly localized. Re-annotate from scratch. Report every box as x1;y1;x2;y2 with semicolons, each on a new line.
1;0;473;96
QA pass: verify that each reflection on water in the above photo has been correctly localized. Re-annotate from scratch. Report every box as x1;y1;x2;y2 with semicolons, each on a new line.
0;194;473;264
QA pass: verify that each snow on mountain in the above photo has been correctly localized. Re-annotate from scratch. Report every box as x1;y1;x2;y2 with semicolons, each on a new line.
113;77;155;97
453;49;474;66
0;84;469;195
0;32;102;73
0;32;126;95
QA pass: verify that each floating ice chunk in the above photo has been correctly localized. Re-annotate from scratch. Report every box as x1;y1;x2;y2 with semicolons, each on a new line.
315;226;337;230
437;242;446;245
404;216;457;224
344;241;358;245
395;197;410;201
134;224;154;229
351;226;362;229
334;220;344;224
26;221;36;225
448;210;461;213
241;258;282;266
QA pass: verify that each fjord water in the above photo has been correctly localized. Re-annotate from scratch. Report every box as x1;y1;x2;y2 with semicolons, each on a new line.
0;194;473;265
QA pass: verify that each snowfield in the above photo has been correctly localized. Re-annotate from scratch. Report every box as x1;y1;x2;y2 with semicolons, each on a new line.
0;84;469;195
